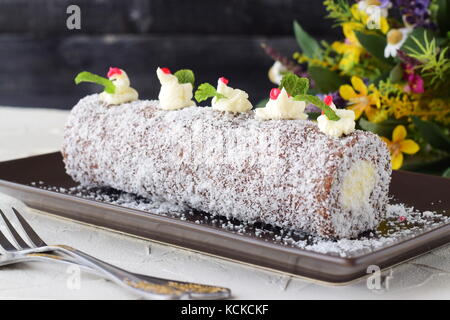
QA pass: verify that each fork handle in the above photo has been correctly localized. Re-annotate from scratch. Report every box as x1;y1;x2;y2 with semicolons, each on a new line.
47;245;230;300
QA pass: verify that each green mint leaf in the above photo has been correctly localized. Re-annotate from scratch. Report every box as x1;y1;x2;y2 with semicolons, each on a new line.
215;92;227;101
195;83;216;102
74;71;116;94
174;69;195;85
295;94;340;121
194;83;227;103
280;73;297;95
206;85;226;101
296;78;309;95
280;72;309;96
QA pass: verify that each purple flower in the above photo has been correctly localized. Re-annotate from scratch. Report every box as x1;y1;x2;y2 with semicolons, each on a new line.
304;91;347;116
305;103;321;113
379;0;392;8
397;50;422;66
261;43;308;79
330;91;347;109
393;0;434;29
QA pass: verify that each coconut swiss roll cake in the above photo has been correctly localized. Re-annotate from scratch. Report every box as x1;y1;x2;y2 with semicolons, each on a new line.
62;93;391;238
65;68;392;239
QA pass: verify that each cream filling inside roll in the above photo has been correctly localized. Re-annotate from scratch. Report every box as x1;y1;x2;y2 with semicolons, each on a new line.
340;160;376;212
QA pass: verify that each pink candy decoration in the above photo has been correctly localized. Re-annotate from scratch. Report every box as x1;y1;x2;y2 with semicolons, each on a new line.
219;77;229;85
161;67;171;74
324;95;333;106
270;88;281;100
107;67;122;78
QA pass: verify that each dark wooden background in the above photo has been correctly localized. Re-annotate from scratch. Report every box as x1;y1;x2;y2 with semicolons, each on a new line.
0;0;340;109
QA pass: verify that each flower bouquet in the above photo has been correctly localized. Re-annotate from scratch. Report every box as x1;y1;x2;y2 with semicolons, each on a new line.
263;0;450;176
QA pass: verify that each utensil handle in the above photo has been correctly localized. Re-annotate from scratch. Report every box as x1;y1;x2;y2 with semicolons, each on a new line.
48;245;230;299
4;253;101;274
45;245;186;299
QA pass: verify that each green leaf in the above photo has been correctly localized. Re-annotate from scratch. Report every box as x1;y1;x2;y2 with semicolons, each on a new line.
296;78;309;95
295;94;340;121
359;117;406;137
74;71;116;94
401;155;450;175
293;20;322;59
308;66;346;93
354;31;394;65
280;72;309;96
436;0;450;37
411;116;450;151
174;69;195;85
443;167;450;178
401;28;435;55
389;63;404;83
255;98;269;109
194;83;226;103
373;70;391;84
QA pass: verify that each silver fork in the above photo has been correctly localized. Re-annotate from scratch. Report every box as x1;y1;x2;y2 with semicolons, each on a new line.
0;207;231;300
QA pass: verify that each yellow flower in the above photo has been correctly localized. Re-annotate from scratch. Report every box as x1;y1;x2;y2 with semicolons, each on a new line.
333;5;390;73
351;3;389;34
381;125;420;170
339;76;381;121
343;22;363;44
293;52;335;69
380;17;390;34
332;41;364;71
332;23;365;72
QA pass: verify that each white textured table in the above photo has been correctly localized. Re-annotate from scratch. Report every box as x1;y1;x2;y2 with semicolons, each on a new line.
1;106;450;300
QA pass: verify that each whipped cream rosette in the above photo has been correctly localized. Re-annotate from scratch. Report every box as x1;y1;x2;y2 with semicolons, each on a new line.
74;67;138;106
317;95;356;138
211;77;253;113
100;68;139;105
157;67;196;110
255;87;308;120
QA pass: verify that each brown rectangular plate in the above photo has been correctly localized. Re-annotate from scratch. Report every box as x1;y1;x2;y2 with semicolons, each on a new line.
0;152;449;284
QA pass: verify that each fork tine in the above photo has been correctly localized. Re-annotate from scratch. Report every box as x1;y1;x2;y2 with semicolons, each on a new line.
0;209;30;249
0;228;16;252
0;210;18;252
11;208;47;247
